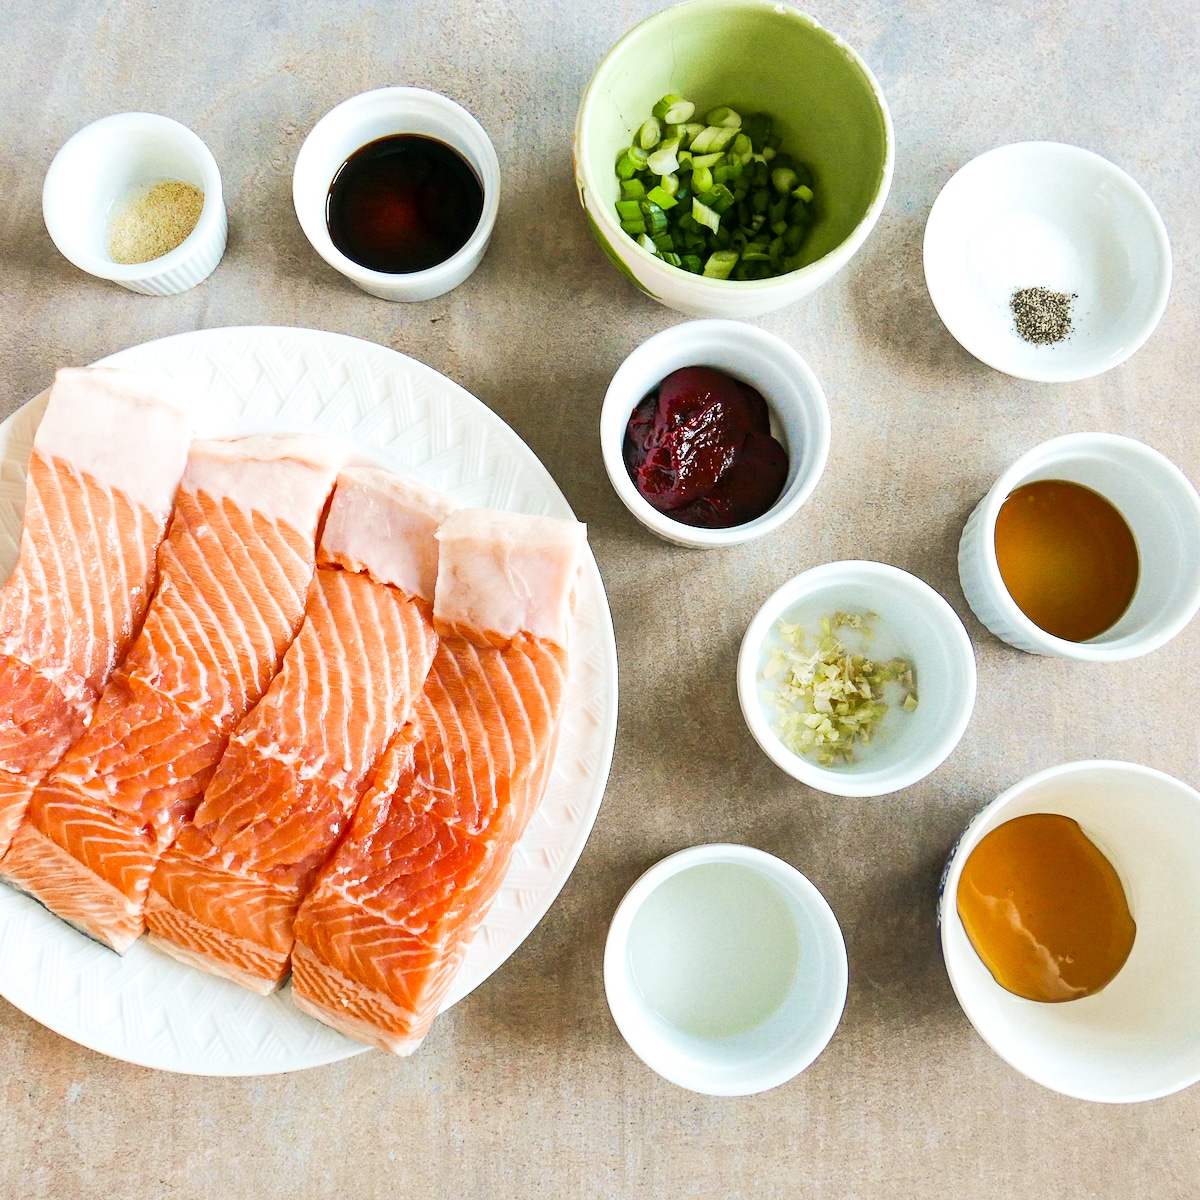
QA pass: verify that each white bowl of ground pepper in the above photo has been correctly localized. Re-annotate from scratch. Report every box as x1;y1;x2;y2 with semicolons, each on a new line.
923;142;1171;382
42;112;226;296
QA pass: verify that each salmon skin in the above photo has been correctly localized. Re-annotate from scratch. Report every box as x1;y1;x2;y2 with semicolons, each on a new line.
0;435;344;951
291;508;586;1054
145;470;455;993
0;368;190;858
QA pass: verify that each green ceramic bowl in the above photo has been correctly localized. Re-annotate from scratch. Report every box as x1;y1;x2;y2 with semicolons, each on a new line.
575;0;893;317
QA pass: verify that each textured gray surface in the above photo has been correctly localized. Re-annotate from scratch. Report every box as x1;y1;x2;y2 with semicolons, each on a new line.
1;1;1199;1197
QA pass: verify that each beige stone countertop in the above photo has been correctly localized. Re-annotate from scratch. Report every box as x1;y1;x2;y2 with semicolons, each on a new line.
2;1;1199;1196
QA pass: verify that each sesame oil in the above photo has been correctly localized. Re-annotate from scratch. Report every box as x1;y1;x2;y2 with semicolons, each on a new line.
994;479;1139;642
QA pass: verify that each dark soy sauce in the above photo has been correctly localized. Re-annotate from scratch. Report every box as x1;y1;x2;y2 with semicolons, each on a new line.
326;135;484;274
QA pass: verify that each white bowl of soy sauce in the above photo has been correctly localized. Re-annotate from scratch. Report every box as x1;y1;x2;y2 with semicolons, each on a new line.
293;87;500;301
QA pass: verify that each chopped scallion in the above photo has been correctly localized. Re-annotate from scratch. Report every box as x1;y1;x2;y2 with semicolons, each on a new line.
652;95;696;124
702;249;739;279
610;94;817;281
692;197;721;233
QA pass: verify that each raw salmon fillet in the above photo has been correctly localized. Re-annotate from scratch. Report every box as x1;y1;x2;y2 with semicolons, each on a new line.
0;368;190;857
291;508;586;1054
145;470;455;993
0;434;343;951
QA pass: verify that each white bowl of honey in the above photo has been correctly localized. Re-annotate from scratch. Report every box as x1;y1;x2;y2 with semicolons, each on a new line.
958;432;1200;661
939;760;1200;1103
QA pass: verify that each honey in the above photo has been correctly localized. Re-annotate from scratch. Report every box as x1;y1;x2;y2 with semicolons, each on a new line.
957;813;1136;1003
994;479;1139;642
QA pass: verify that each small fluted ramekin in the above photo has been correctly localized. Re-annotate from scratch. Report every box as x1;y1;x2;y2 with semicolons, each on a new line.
958;432;1200;661
42;112;226;296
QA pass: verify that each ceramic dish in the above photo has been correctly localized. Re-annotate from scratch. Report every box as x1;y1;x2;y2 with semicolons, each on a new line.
959;432;1200;661
604;844;847;1096
737;561;976;797
293;87;500;302
0;326;618;1075
600;319;830;549
575;0;893;318
923;142;1171;382
42;112;227;296
939;760;1200;1103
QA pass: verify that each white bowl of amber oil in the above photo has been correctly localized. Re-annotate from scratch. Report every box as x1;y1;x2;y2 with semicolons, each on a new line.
42;112;226;295
959;432;1200;661
604;844;847;1096
940;760;1200;1102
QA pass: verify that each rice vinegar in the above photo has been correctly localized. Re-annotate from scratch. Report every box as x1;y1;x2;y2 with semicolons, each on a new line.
627;863;799;1039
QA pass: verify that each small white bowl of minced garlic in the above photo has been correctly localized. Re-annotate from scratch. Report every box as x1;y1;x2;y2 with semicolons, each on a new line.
43;112;226;296
737;561;977;797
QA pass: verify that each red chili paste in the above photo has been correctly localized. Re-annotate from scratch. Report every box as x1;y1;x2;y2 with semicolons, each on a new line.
623;366;789;528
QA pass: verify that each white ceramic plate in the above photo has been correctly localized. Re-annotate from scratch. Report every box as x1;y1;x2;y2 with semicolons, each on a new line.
0;326;618;1074
923;142;1171;382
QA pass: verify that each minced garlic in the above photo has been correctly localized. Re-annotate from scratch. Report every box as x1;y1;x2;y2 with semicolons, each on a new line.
763;611;917;767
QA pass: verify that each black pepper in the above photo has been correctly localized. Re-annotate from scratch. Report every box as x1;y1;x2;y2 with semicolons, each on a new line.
1011;287;1077;345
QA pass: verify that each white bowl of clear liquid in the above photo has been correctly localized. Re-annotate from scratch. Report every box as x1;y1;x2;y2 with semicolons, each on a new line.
603;843;847;1096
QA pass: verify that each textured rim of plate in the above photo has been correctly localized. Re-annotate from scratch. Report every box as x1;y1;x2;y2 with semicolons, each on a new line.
0;326;619;1075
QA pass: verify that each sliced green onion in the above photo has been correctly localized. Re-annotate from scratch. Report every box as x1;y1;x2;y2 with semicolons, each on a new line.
610;96;816;281
645;185;678;210
687;126;721;154
652;95;697;124
637;119;662;150
639;201;669;234
705;106;742;128
689;125;739;154
646;138;681;175
615;153;639;180
709;183;736;214
772;167;798;194
692;197;721;233
702;249;738;279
